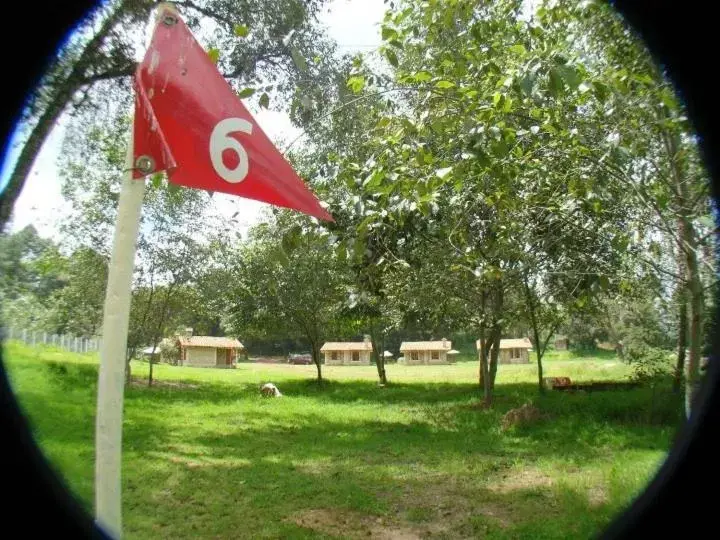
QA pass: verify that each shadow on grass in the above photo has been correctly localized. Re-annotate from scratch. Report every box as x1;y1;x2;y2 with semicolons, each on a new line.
32;359;683;439
121;440;635;540
9;356;674;539
182;405;673;473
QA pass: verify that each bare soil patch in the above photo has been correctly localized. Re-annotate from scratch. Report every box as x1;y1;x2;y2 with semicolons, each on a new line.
489;468;554;494
290;508;422;539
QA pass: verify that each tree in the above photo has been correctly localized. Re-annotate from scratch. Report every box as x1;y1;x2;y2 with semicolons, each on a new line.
44;247;109;336
521;273;564;393
0;0;334;231
557;0;716;414
0;225;58;300
312;0;638;404
58;109;221;383
226;215;346;382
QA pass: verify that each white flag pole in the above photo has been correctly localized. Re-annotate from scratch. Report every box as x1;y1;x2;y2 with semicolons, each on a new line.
94;5;175;537
94;113;144;538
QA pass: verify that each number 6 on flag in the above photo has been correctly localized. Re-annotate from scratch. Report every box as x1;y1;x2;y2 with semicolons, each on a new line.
210;118;253;183
132;5;332;221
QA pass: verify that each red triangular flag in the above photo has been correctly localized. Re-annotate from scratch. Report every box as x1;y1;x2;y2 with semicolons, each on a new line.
132;7;333;222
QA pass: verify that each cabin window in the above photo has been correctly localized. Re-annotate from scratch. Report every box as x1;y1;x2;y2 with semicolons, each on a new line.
411;351;419;361
431;351;439;360
511;348;521;359
331;351;338;361
352;351;360;362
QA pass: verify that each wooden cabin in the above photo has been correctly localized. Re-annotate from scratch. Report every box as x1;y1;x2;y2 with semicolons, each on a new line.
398;339;452;365
178;335;244;368
475;338;533;364
321;336;373;365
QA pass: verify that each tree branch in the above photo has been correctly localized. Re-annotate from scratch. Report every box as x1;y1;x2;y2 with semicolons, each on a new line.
174;0;237;30
78;63;137;86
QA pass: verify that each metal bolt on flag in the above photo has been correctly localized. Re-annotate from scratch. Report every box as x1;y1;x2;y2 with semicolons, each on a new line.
94;3;333;537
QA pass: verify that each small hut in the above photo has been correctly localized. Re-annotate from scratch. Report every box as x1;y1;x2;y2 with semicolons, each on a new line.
554;335;569;350
398;339;452;364
321;336;373;365
177;333;244;368
476;338;533;365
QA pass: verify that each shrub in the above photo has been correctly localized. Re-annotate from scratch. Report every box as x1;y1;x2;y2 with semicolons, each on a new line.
159;338;180;365
625;344;675;423
625;345;673;385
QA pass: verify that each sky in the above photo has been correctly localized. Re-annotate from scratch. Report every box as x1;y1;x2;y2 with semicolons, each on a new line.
3;0;387;240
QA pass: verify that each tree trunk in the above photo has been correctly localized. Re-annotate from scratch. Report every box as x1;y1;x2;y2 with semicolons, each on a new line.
310;340;322;382
663;126;704;417
371;333;388;385
524;276;545;394
533;332;544;393
478;327;498;406
477;292;490;402
479;335;491;406
148;283;175;387
672;152;702;416
148;348;154;386
488;283;503;389
684;241;703;417
126;276;155;386
488;326;501;390
0;3;136;232
673;282;688;394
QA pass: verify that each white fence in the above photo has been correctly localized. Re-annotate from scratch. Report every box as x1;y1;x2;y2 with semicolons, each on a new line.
3;327;101;354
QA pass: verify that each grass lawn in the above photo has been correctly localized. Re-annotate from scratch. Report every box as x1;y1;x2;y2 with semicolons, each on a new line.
4;341;683;539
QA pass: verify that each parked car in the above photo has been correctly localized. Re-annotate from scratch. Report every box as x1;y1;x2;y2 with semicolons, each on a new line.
288;353;313;365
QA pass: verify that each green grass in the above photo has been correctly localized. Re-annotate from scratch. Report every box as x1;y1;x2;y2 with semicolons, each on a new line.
4;341;682;539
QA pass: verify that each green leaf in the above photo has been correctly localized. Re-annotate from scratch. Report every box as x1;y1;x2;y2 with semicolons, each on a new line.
363;169;386;189
413;71;432;83
347;75;365;93
381;26;398;41
281;233;298;255
548;67;563;97
435;80;455;89
272;246;290;267
336;241;347;264
509;44;526;55
660;88;678;110
289;44;307;72
400;118;417;134
385;49;399;68
207;48;220;64
233;24;249;37
519;73;535;97
557;65;580;91
151;173;163;189
237;87;255;99
592;81;609;102
259;93;270;109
